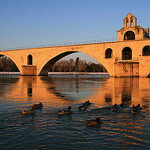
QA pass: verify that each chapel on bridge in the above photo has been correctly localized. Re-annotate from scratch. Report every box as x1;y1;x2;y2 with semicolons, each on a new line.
117;13;149;41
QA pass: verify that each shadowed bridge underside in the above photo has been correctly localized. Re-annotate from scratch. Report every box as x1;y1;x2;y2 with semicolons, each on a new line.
39;51;78;76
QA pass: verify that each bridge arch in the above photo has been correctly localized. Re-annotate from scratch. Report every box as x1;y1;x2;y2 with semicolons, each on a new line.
0;54;20;72
39;51;78;75
124;31;135;40
105;48;113;58
122;47;132;60
142;45;150;56
39;50;109;76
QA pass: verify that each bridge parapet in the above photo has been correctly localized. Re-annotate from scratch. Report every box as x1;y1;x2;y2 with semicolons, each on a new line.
0;38;117;51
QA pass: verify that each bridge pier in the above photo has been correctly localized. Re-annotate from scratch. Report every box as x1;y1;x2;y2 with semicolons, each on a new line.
114;62;139;77
21;65;37;76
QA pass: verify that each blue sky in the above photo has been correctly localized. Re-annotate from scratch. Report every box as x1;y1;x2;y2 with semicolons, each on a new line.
0;0;150;62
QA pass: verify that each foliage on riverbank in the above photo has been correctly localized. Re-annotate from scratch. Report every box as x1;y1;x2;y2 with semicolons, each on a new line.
50;57;107;72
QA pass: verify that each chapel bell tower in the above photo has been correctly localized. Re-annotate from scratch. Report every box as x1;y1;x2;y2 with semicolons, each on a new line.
123;13;137;27
117;13;149;41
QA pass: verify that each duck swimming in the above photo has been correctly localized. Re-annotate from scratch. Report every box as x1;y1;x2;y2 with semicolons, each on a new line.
84;100;91;106
78;105;87;110
31;102;43;110
86;117;101;127
78;103;88;110
78;100;91;110
131;104;141;113
120;102;128;108
110;104;120;113
22;108;35;115
58;106;72;115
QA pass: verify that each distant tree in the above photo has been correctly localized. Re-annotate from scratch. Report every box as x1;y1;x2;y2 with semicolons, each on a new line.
62;60;69;72
90;63;96;72
75;57;79;72
78;60;86;72
57;61;62;72
68;58;74;72
0;56;9;71
52;63;56;72
49;57;107;73
0;56;19;72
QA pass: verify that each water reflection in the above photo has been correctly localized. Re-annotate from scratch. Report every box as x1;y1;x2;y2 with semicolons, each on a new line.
0;76;149;109
105;93;112;105
0;75;149;150
27;87;32;97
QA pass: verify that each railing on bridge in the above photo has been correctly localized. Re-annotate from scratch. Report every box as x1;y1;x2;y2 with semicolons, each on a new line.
115;57;139;63
0;38;117;51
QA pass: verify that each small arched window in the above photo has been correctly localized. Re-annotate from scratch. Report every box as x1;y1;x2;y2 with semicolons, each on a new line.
28;54;33;65
143;46;150;56
105;48;113;58
122;47;132;60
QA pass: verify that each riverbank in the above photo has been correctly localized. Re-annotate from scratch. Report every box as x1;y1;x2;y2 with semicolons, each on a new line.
0;72;21;75
48;72;109;75
0;72;109;75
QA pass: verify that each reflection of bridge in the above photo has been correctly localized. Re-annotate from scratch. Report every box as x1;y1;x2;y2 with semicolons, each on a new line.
1;76;149;109
0;13;150;77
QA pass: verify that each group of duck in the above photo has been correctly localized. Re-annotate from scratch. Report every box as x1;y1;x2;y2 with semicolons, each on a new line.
21;101;141;127
108;103;141;114
57;100;101;126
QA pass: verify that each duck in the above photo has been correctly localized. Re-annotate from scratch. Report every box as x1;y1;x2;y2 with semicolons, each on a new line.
22;108;35;115
86;117;101;127
110;103;120;112
84;100;91;106
58;106;72;115
120;102;128;108
78;100;91;110
131;104;141;113
78;102;88;110
31;102;43;110
78;105;87;110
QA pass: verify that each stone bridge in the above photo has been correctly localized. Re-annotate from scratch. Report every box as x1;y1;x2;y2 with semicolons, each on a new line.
0;13;150;77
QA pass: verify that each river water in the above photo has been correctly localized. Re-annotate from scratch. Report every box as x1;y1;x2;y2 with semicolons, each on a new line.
0;75;149;150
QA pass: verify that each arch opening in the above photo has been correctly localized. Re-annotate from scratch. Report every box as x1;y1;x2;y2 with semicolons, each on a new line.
39;51;108;76
0;55;20;72
105;48;113;58
122;47;132;60
28;54;33;65
124;31;135;40
39;51;77;75
143;46;150;56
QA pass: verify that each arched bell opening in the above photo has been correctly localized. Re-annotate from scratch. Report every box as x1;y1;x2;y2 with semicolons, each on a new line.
124;31;135;40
